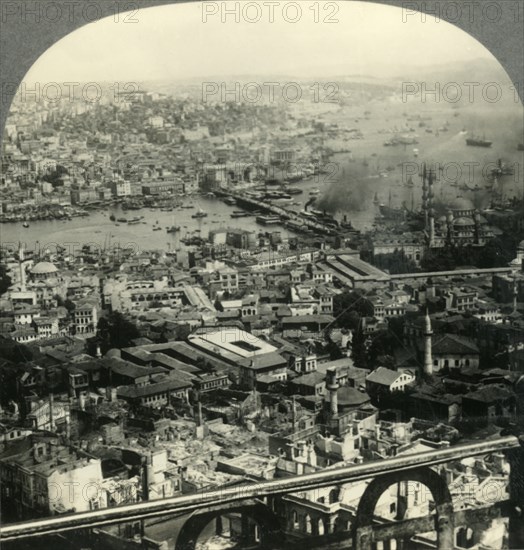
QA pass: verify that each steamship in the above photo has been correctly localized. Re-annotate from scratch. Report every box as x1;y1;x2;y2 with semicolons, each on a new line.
466;135;492;148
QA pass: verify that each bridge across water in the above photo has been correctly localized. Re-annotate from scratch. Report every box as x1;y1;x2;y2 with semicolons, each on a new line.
1;435;523;550
221;191;341;235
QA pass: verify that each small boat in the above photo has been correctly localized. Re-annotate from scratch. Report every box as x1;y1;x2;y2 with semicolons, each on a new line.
167;225;180;233
109;214;116;221
192;208;208;219
153;227;162;231
22;221;29;228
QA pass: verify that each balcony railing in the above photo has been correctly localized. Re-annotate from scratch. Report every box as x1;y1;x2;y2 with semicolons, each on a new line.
1;435;523;550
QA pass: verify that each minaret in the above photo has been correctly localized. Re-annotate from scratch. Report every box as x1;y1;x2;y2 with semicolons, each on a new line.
18;242;26;292
428;169;435;247
474;210;481;244
326;367;339;416
513;275;518;314
423;310;433;376
421;163;428;230
291;396;298;433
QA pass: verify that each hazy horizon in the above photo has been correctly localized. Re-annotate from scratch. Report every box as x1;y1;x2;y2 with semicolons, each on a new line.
23;1;499;84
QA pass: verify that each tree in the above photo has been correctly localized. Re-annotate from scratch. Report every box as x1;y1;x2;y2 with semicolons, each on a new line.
372;249;419;274
351;326;369;370
54;295;76;312
0;338;33;363
333;291;367;329
0;252;12;296
173;324;192;341
368;330;396;367
97;312;140;352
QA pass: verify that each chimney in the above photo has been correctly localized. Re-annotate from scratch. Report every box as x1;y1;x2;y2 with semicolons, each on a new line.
197;401;203;427
49;393;54;431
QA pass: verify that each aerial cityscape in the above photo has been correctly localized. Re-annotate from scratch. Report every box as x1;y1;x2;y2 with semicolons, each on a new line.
0;2;524;550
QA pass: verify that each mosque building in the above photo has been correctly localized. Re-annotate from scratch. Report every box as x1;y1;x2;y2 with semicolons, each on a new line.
421;165;494;249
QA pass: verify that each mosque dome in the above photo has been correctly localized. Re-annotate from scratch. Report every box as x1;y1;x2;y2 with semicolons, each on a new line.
337;387;370;408
31;261;58;275
105;349;122;359
454;217;475;226
447;197;474;211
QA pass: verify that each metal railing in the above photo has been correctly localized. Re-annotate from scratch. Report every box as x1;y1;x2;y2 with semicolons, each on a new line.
1;435;520;544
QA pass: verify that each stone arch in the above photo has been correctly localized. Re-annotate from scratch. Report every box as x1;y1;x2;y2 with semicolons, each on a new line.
304;514;312;534
175;499;283;550
352;467;453;550
291;510;299;530
456;525;475;548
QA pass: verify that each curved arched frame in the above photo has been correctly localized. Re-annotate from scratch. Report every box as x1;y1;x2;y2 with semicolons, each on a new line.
353;467;454;550
174;498;283;550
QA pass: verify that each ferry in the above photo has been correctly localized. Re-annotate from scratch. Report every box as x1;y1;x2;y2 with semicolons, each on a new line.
256;215;281;225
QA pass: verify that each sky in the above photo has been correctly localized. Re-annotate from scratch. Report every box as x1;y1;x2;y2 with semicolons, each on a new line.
24;1;496;83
